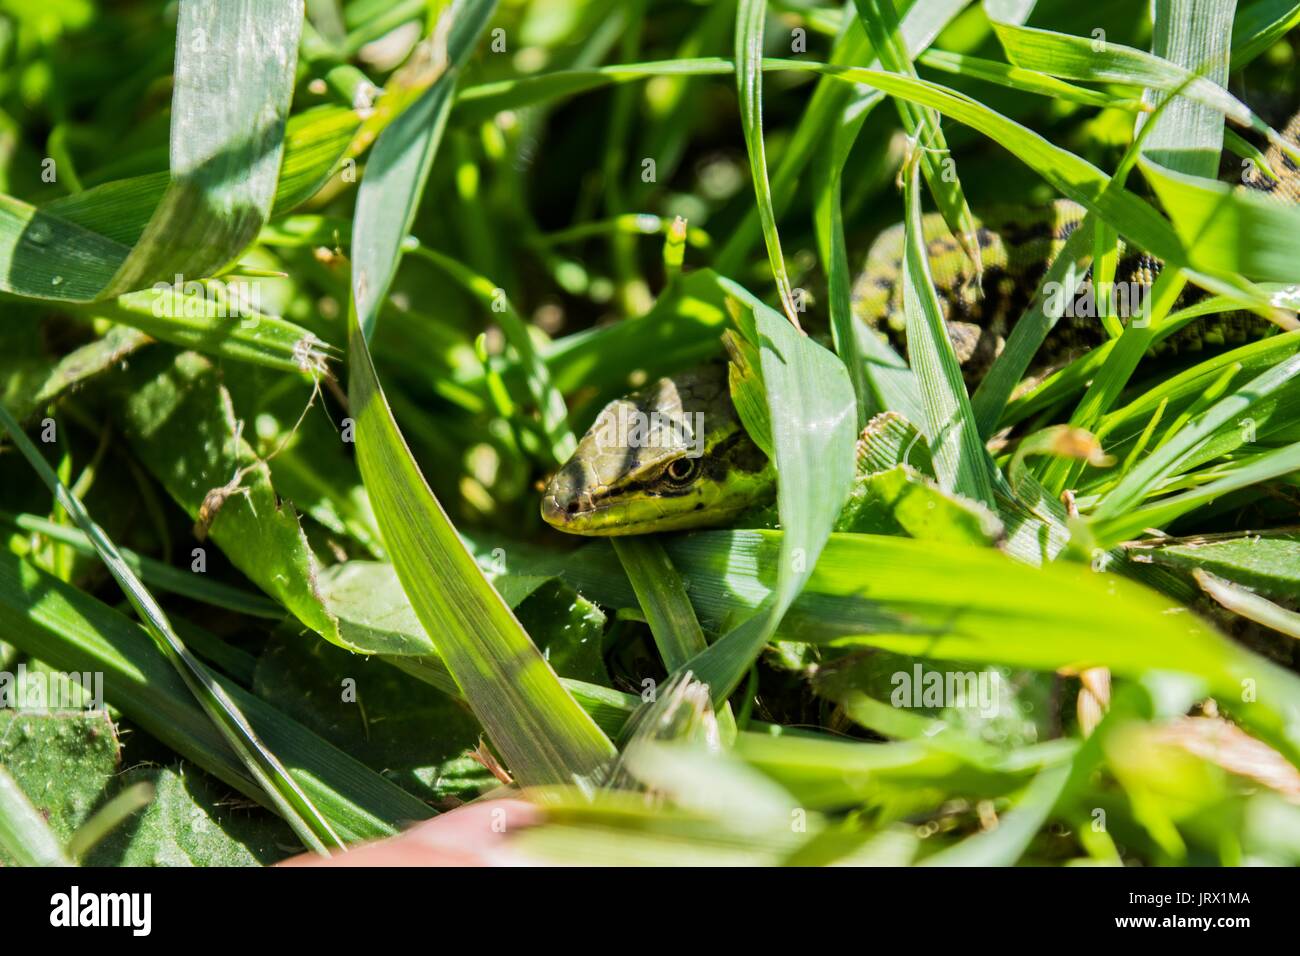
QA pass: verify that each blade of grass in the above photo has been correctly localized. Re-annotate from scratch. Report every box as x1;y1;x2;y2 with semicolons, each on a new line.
0;765;72;867
677;278;858;704
899;158;996;507
852;0;982;273
611;538;710;673
0;0;305;303
348;318;617;786
1196;569;1300;640
0;548;431;842
0;404;343;854
735;0;800;327
344;0;614;787
1231;0;1300;66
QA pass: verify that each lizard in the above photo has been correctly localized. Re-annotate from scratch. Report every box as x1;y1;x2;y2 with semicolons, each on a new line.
542;112;1300;536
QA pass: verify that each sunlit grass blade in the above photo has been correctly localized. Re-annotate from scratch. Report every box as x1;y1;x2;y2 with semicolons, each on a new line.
611;538;709;672
0;404;343;854
852;0;982;273
735;0;800;327
670;530;1300;764
352;0;498;339
915;49;1142;110
347;319;617;786
993;19;1297;171
86;285;329;375
899;160;996;507
0;549;430;842
344;0;614;787
678;279;858;704
0;0;304;303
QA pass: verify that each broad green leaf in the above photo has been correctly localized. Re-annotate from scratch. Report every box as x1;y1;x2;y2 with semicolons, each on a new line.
253;626;496;805
0;710;120;855
111;351;348;648
85;766;294;867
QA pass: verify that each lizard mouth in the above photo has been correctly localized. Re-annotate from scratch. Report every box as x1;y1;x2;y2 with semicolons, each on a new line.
539;490;656;535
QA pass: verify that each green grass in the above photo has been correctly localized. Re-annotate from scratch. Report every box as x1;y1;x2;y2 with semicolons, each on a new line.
0;0;1299;867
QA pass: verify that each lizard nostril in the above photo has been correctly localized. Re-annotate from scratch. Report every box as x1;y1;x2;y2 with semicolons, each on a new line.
565;500;580;516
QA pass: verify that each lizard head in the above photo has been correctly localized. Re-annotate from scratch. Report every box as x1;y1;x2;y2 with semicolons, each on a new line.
541;366;774;536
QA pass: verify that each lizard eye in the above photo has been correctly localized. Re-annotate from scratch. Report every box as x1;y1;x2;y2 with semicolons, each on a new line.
665;457;700;485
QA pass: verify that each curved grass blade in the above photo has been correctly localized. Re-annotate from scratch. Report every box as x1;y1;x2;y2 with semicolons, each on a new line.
0;549;429;843
735;0;799;327
344;0;614;787
679;279;858;704
347;317;616;787
1232;0;1300;66
899;160;996;507
0;405;343;854
0;1;304;304
993;20;1298;169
